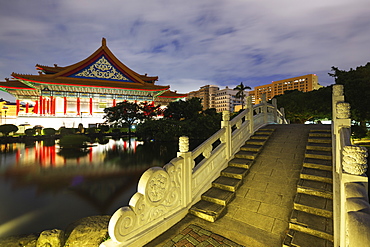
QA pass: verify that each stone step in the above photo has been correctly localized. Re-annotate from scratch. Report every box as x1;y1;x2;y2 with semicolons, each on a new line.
308;136;331;144
297;185;333;200
295;193;333;214
250;134;271;140
213;176;242;192
228;158;253;169
201;187;235;206
240;143;263;152
309;129;331;132
189;200;226;222
300;168;333;184
305;150;332;160
303;158;332;171
284;229;334;247
309;132;331;138
294;203;333;218
221;166;249;179
298;179;333;194
306;142;332;152
234;150;258;160
245;139;267;146
289;210;333;242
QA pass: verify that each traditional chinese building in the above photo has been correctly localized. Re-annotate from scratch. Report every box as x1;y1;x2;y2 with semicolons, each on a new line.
0;38;186;128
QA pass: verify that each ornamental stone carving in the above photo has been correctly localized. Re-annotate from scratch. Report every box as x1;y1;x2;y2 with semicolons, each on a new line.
108;164;181;242
342;145;368;175
74;56;130;81
179;136;189;153
202;145;212;159
333;84;344;97
336;102;351;119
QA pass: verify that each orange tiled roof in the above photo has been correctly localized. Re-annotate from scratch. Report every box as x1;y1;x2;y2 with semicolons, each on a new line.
9;38;165;91
0;79;35;90
11;73;168;91
158;90;187;98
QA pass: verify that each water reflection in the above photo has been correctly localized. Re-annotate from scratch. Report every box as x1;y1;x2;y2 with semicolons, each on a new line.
0;138;178;237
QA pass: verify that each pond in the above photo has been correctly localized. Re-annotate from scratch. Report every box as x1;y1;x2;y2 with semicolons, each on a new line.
0;138;180;238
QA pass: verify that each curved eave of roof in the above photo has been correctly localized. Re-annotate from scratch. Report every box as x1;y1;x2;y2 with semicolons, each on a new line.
158;91;188;98
12;73;169;92
0;80;36;90
36;64;65;73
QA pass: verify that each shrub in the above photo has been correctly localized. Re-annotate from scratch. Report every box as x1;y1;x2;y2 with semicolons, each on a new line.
25;128;36;136
43;128;56;136
0;124;19;136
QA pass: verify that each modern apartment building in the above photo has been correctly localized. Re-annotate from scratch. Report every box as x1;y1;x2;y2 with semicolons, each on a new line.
187;85;246;112
248;74;322;104
187;85;219;110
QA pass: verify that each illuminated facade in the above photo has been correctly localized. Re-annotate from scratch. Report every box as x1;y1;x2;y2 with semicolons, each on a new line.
0;38;186;128
248;74;322;104
188;85;246;112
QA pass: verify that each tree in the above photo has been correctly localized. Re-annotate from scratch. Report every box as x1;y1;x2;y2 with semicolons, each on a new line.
233;82;251;109
273;87;332;123
0;124;18;136
164;97;203;120
104;101;143;135
329;63;370;125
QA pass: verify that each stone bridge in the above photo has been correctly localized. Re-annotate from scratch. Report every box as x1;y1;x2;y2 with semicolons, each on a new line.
102;85;370;247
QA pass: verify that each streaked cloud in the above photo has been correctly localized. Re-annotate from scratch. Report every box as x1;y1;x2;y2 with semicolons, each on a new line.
0;0;369;101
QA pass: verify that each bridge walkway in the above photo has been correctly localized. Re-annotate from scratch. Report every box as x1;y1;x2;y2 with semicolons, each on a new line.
145;124;331;247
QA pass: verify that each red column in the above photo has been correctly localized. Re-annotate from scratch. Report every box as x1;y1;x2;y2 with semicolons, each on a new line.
77;97;80;115
16;99;20;116
26;102;29;114
46;99;50;114
64;97;67;115
89;98;93;115
39;96;43;115
50;96;53;115
42;98;46;115
53;98;56;115
113;99;116;107
34;101;38;114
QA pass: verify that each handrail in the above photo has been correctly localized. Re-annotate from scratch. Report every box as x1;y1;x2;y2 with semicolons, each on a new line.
332;84;370;247
101;94;288;247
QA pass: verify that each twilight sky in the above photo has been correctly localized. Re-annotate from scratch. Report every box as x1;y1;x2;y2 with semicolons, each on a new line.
0;0;369;101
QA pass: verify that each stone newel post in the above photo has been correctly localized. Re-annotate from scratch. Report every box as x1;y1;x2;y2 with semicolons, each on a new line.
247;96;254;132
261;93;268;124
177;136;194;207
221;111;232;160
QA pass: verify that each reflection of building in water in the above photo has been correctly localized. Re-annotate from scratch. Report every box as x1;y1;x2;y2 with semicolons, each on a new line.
0;38;187;128
2;138;142;168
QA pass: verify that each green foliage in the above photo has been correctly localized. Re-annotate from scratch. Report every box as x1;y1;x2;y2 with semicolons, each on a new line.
0;124;18;136
43;128;56;136
164;98;203;120
98;124;110;133
59;127;75;136
233;82;251;109
351;124;368;139
59;134;90;149
137;99;221;141
329;63;370;124
86;127;97;135
25;128;36;136
272;87;332;123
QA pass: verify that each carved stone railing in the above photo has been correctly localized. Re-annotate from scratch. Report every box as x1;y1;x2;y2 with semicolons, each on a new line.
101;95;287;247
332;84;370;246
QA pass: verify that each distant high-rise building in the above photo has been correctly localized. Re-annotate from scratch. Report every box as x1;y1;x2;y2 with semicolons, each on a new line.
188;85;246;112
248;74;322;104
187;85;219;110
